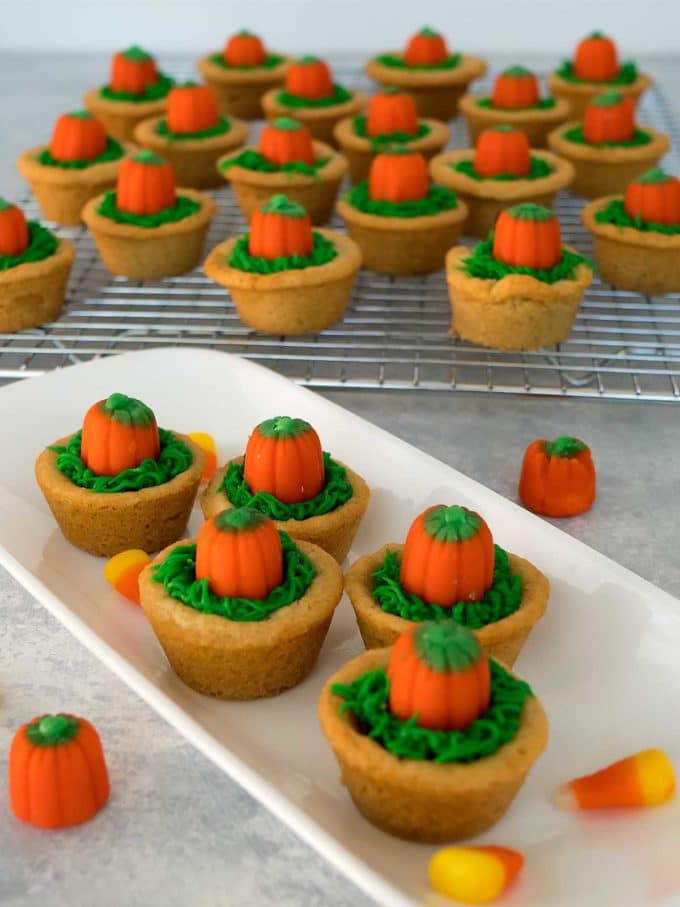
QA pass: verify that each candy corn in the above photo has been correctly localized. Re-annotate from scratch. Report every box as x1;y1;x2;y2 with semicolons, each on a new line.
103;549;151;605
554;749;675;810
187;431;217;483
429;845;524;904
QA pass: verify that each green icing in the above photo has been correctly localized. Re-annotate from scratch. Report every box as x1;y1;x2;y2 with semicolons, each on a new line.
101;392;155;426
220;148;330;177
554;59;639;85
476;96;556;111
220;452;353;521
50;428;192;493
25;714;80;747
152;531;315;620
374;52;462;71
561;124;651;148
452;155;554;182
352;115;430;151
372;546;522;629
332;661;532;763
155;117;231;141
461;235;593;284
228;230;337;274
424;505;480;542
257;415;313;438
594;197;680;235
100;72;174;103
209;52;285;71
544;436;587;457
276;84;353;109
345;182;458;218
0;222;58;272
96;192;201;228
413;621;483;672
37;137;124;170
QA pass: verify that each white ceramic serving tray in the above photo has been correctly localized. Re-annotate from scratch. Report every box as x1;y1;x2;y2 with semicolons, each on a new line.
1;348;679;907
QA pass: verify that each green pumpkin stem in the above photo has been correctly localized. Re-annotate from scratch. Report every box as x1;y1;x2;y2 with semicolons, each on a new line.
272;117;304;131
507;202;555;222
213;507;269;532
413;621;483;672
122;45;152;62
544;436;587;458
260;195;308;218
418;26;441;37
591;90;624;107
101;392;156;427
423;505;480;542
637;167;671;185
0;197;13;211
133;149;166;165
502;64;533;78
298;55;321;65
26;714;80;746
68;109;95;119
257;415;313;438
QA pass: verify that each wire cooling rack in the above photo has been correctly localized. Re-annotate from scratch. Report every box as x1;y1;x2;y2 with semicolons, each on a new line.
2;60;680;399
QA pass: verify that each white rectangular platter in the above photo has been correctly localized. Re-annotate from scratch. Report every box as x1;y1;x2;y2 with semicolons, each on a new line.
1;347;679;907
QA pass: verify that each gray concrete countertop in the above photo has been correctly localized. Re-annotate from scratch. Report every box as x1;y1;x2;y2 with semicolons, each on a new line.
1;52;680;907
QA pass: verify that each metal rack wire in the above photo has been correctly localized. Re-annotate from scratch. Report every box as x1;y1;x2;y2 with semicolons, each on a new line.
2;61;680;399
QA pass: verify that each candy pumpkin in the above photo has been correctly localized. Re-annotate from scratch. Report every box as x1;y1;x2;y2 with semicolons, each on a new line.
9;713;110;829
195;507;284;599
243;415;325;503
368;146;430;202
248;195;314;259
285;57;334;100
474;126;531;178
493;204;562;269
259;117;315;166
0;198;29;257
167;83;220;134
399;505;495;606
404;27;449;67
80;392;161;476
224;30;267;67
116;150;176;216
583;91;635;144
109;45;159;94
573;32;620;82
519;436;596;517
491;65;541;109
366;90;419;137
50;110;107;162
624;168;680;225
387;621;491;730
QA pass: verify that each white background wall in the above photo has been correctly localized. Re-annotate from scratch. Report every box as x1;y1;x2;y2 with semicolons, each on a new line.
1;0;679;55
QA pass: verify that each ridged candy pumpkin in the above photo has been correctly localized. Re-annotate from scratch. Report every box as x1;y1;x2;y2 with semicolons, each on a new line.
369;146;430;202
80;392;161;476
50;110;107;162
0;198;29;257
474;126;531;178
285;57;334;100
519;436;596;517
366;90;419;137
624;168;680;225
249;195;314;259
387;621;491;730
109;45;159;94
399;505;495;606
195;507;284;598
583;91;635;144
491;65;541;109
243;415;325;503
573;32;620;82
404;27;449;67
116;150;176;216
224;30;267;67
259;117;315;166
167;83;220;134
493;203;562;269
9;713;110;829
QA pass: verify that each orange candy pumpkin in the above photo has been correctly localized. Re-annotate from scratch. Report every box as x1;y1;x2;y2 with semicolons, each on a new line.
493;203;562;270
109;45;159;94
167;83;220;134
285;57;334;100
249;195;314;259
400;505;495;606
624;168;680;225
50;110;107;162
224;30;267;67
80;392;161;476
243;415;325;504
583;91;635;144
573;32;620;82
259;118;315;166
9;713;110;829
366;90;419;137
0;198;29;257
519;436;596;517
491;65;541;109
404;27;449;67
195;507;284;599
474;125;531;178
369;146;430;202
116;150;176;216
387;621;491;730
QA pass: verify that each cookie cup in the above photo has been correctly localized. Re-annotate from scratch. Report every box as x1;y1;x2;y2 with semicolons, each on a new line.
0;239;75;332
430;149;574;238
337;198;468;275
82;189;215;279
35;433;204;557
196;53;290;120
547;71;652;121
458;93;572;147
201;456;370;564
139;539;343;699
261;89;367;147
203;229;361;334
318;646;549;841
218;141;348;224
83;88;168;143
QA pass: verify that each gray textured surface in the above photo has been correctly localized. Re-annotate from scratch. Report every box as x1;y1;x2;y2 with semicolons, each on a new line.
2;52;680;907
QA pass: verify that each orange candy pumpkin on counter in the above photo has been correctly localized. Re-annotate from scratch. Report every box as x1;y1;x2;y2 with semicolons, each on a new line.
519;436;596;517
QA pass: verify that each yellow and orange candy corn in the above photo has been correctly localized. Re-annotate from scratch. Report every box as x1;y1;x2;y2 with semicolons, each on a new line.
429;845;524;904
187;431;217;483
554;748;675;810
103;549;151;605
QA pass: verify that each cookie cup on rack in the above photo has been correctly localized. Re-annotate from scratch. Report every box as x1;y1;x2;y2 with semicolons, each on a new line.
0;239;75;332
547;71;652;121
459;93;572;147
261;89;367;147
196;53;290;120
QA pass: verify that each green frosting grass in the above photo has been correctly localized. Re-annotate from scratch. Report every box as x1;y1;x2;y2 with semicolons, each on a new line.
155;117;231;141
461;235;593;284
374;52;461;71
228;230;337;274
0;222;58;272
594;197;680;235
276;84;353;109
332;661;532;763
352;115;430;151
452;156;554;182
220;148;330;177
554;59;639;85
562;125;652;148
219;453;353;521
372;546;522;629
476;96;556;111
51;428;193;493
96;192;201;228
209;52;285;71
37;137;124;170
344;181;458;218
100;72;174;102
152;531;316;621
